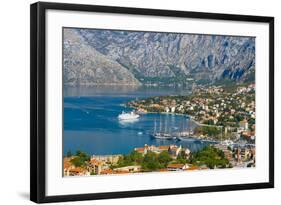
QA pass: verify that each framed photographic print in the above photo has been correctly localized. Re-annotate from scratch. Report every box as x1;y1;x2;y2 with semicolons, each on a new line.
30;1;274;203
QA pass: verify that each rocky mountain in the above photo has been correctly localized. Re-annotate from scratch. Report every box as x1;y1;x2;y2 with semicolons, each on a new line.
64;28;255;86
63;29;141;86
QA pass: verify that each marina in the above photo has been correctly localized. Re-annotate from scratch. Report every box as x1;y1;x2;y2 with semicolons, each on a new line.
63;86;210;156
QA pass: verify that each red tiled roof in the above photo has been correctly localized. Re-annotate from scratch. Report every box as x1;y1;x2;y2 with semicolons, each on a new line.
135;147;145;152
158;146;169;150
69;167;86;173
63;158;72;169
167;164;185;169
90;158;101;165
100;169;114;175
115;170;130;174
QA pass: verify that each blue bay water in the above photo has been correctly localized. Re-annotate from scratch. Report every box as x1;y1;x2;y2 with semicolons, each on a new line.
63;86;212;155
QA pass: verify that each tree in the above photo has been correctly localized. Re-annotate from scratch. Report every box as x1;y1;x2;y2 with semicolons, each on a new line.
143;151;158;163
115;151;144;168
176;150;188;164
70;157;85;167
70;150;90;167
142;151;160;171
189;146;230;169
158;151;172;166
76;150;82;156
66;150;72;158
194;126;220;137
129;150;143;164
76;150;90;161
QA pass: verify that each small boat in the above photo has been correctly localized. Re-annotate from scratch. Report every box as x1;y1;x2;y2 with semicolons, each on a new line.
118;111;140;121
173;130;194;137
176;136;200;142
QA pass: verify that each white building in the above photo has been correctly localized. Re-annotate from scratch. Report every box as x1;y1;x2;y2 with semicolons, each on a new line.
167;164;189;171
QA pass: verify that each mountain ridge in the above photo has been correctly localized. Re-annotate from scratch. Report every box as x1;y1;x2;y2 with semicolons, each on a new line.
63;28;255;86
63;29;141;86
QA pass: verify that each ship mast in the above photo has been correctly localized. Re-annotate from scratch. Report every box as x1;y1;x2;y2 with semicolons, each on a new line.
154;118;156;134
189;117;191;135
159;115;162;133
168;117;171;134
164;116;167;133
182;117;185;133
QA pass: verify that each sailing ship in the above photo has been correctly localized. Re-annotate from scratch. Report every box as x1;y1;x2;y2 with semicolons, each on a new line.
151;116;175;140
175;116;200;142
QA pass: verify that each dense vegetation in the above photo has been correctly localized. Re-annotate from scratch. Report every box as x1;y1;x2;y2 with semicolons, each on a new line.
112;145;230;171
112;150;176;171
66;145;232;172
194;126;221;137
69;150;90;167
189;146;230;169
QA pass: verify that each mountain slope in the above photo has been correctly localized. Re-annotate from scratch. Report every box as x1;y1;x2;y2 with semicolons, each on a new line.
63;29;141;86
64;28;255;86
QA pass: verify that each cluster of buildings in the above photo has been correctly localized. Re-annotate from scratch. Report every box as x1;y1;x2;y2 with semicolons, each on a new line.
130;84;255;142
214;143;256;168
64;155;122;176
63;144;209;176
233;146;256;167
134;144;190;159
134;144;209;172
63;157;89;176
195;84;255;128
64;84;257;176
192;85;225;95
63;141;256;177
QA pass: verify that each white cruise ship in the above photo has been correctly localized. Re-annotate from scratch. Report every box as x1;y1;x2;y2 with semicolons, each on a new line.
118;111;140;121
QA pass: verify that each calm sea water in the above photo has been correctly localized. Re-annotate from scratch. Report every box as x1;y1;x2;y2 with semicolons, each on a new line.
63;86;212;155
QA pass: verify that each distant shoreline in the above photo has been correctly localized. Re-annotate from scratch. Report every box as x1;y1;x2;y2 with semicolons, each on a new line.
64;83;194;88
122;98;227;143
123;103;216;128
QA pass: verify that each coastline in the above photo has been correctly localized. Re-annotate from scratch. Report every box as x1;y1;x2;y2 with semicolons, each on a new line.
123;103;222;142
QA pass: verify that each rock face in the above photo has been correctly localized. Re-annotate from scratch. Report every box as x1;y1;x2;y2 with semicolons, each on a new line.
63;29;141;86
63;28;255;86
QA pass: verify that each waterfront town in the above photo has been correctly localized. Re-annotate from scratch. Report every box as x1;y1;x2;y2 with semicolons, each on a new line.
128;83;255;142
63;84;256;176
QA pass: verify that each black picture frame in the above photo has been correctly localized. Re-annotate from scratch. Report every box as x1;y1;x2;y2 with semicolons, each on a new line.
30;1;274;203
